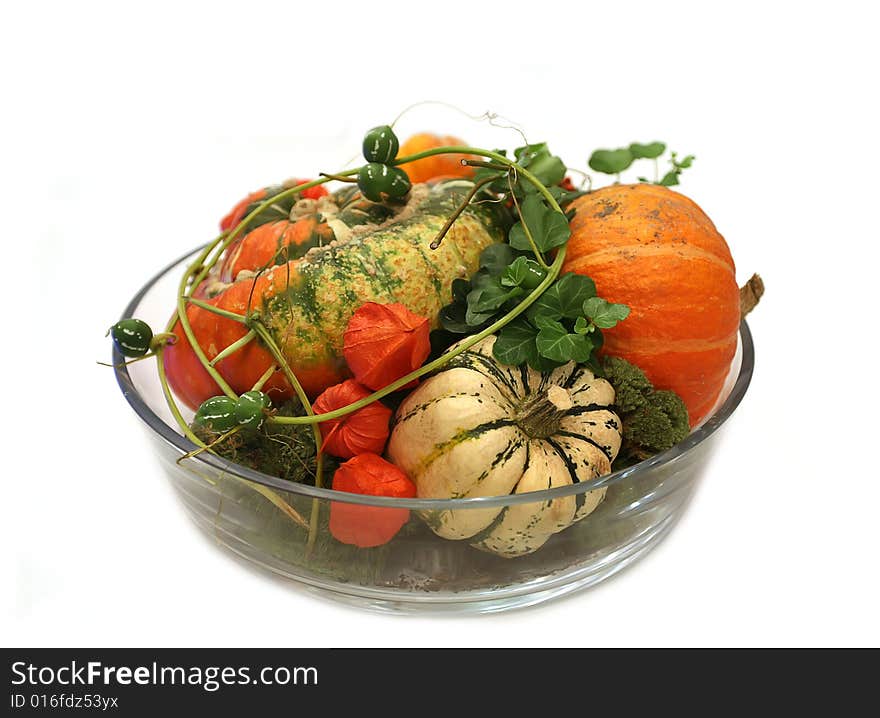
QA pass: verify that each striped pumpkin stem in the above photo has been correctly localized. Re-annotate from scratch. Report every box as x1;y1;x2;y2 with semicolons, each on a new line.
515;385;574;440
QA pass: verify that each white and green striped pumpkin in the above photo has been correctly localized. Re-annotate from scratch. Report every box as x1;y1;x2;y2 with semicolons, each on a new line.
386;335;622;558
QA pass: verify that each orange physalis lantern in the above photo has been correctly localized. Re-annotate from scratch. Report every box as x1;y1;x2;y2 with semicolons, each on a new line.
343;303;431;391
312;379;392;458
329;453;417;548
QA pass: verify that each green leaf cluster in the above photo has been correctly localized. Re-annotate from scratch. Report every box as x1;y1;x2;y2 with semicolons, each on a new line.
440;245;630;371
492;273;629;371
439;244;537;334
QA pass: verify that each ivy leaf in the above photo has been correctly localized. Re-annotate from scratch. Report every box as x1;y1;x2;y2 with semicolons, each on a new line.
439;302;471;333
509;194;570;252
473;167;506;185
464;275;503;325
514;143;549;164
528;154;567;187
523;150;567;187
479;244;517;277
629;142;666;159
471;270;496;289
451;278;471;302
583;297;630;329
468;280;523;315
512;143;567;187
500;256;530;288
540;213;571;251
493;319;539;366
509;194;544;249
532;314;564;332
588;148;634;175
501;256;545;288
536;321;594;363
464;308;496;327
527;272;597;322
464;302;498;327
573;315;591;334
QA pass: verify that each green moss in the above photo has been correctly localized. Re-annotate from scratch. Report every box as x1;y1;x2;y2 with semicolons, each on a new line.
602;357;690;470
601;355;653;413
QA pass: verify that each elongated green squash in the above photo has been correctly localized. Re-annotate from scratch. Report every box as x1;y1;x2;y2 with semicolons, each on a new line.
240;181;504;396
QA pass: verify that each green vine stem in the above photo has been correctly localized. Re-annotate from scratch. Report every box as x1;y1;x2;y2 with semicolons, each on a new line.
249;318;325;553
178;425;243;463
507;172;549;268
173;265;237;400
155;345;204;445
184;297;247;323
210;329;256;366
96;353;156;369
429;175;498;250
251;362;278;392
319;172;359;184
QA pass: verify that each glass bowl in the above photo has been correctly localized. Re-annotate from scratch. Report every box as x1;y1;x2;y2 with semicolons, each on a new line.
114;248;754;614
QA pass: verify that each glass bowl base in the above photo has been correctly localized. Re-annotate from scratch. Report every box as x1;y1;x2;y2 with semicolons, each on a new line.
183;493;688;614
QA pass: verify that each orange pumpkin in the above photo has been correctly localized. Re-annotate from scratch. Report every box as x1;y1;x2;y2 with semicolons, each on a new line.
219;216;334;282
563;184;739;426
396;133;476;184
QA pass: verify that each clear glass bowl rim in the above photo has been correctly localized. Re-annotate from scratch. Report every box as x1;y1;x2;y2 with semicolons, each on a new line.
114;246;755;510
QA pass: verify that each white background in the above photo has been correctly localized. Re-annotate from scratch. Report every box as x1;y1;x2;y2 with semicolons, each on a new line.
3;1;879;647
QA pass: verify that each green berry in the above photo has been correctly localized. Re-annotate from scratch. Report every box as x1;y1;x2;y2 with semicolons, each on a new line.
358;163;389;202
194;396;238;433
383;166;412;198
521;263;548;290
362;125;399;164
358;163;412;202
235;390;271;430
109;318;153;357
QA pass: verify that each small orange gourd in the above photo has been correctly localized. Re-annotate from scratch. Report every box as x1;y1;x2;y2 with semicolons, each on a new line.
396;133;476;184
563;184;740;426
